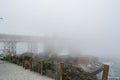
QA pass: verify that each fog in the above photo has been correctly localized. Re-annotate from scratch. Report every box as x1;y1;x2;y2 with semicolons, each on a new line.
0;0;120;58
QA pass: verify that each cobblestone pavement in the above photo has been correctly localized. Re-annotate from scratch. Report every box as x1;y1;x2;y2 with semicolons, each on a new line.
0;60;54;80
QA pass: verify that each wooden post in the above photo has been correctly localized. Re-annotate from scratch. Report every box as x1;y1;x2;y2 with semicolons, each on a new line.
16;57;18;65
18;57;20;65
102;64;109;80
14;55;16;64
22;56;25;67
60;62;64;80
19;57;22;66
55;63;60;80
41;60;44;75
17;57;20;65
10;54;13;63
13;55;15;63
38;61;40;72
29;58;33;71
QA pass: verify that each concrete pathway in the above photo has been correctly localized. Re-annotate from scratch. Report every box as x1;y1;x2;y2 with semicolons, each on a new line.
0;60;54;80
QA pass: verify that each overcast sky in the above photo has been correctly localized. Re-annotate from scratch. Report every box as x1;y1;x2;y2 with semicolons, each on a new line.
0;0;120;57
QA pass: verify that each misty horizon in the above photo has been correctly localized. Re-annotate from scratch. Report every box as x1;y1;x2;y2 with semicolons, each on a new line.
0;0;120;58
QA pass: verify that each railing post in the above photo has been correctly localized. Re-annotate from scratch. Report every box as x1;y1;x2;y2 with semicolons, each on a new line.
41;60;44;75
102;64;109;80
22;56;25;68
60;62;64;80
16;56;18;64
19;58;21;66
14;55;16;64
29;58;33;71
17;57;20;65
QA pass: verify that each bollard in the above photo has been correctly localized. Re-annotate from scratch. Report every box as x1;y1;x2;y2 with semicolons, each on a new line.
102;64;109;80
40;60;44;75
60;62;64;80
29;58;33;71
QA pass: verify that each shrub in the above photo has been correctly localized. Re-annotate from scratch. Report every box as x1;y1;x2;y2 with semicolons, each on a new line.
32;62;41;73
24;63;29;69
42;60;55;76
24;56;31;61
63;65;97;80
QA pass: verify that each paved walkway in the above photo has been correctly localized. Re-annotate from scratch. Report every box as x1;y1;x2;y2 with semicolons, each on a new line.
0;60;54;80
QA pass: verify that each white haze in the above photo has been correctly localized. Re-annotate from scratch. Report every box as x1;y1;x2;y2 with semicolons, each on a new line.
0;0;120;58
